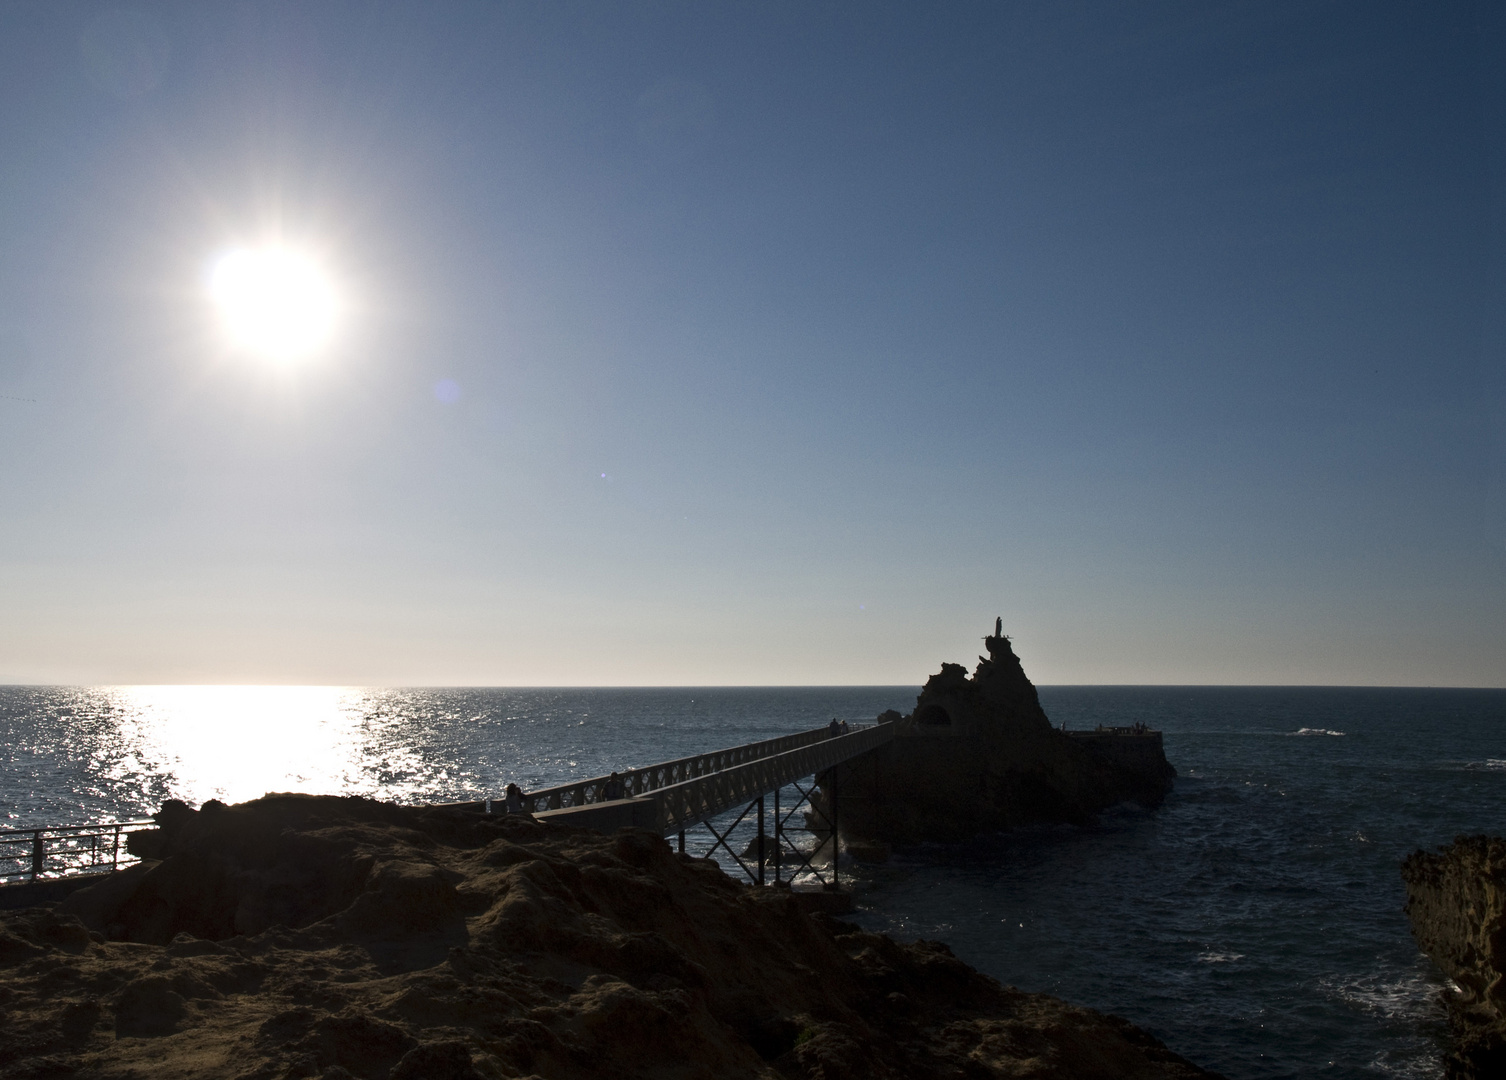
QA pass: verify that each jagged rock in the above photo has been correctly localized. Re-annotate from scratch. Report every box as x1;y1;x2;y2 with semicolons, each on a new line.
1402;835;1506;1080
0;793;1221;1079
114;975;189;1037
828;626;1176;847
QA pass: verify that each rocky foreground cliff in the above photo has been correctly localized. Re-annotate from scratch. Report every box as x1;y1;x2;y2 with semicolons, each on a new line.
0;795;1220;1079
831;630;1177;851
1402;835;1506;1080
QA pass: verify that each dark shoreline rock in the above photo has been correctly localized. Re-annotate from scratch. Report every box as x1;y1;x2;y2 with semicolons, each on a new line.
1402;835;1506;1080
828;627;1176;849
1;793;1222;1079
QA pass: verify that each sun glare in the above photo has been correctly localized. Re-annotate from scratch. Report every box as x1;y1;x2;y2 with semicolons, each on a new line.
208;246;340;363
114;686;365;805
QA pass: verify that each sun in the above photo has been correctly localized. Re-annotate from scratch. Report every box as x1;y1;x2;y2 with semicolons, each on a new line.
208;245;340;363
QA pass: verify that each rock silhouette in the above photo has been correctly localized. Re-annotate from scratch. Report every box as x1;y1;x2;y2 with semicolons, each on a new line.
1;793;1221;1079
829;627;1176;850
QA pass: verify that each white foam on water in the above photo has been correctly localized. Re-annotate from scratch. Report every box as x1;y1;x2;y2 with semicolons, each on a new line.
1291;727;1345;736
1366;1048;1446;1080
1196;951;1245;963
1318;969;1441;1026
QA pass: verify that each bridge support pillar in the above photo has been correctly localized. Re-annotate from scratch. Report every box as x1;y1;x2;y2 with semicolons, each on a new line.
756;797;765;886
829;765;839;889
773;787;781;885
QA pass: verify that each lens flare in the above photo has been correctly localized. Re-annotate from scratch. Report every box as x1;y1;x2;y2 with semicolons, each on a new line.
208;246;340;362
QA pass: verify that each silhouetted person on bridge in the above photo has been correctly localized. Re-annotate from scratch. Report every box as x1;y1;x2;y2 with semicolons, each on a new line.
504;783;525;814
603;772;626;800
828;718;841;738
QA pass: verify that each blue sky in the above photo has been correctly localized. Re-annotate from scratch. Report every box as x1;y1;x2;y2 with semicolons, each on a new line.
0;1;1501;686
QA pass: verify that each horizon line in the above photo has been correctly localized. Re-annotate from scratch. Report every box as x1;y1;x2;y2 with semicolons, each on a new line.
3;682;1503;692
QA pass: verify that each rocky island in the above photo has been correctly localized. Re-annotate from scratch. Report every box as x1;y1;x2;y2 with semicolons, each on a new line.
829;625;1176;853
1;794;1222;1079
1402;835;1506;1080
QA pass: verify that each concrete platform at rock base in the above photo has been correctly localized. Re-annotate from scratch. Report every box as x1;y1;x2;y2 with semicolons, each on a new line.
0;871;112;910
781;883;855;915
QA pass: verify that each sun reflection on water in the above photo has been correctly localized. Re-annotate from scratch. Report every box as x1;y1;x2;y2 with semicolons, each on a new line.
112;686;367;806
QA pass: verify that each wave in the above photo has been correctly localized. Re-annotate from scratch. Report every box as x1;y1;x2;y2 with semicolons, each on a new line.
1196;951;1244;964
1289;728;1344;736
1364;1044;1449;1080
1317;969;1443;1025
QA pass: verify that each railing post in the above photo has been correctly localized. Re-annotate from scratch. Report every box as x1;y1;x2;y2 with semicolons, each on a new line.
112;824;121;872
30;830;44;880
773;786;781;886
756;796;765;886
830;765;839;889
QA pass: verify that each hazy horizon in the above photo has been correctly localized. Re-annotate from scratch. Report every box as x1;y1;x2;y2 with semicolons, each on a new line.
2;3;1502;688
4;679;1503;690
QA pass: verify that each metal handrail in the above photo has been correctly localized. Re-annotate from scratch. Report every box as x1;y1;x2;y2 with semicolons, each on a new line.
649;722;894;834
517;725;856;813
0;820;154;884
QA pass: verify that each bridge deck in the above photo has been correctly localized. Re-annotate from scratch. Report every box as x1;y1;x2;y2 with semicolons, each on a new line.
522;722;895;835
516;725;840;814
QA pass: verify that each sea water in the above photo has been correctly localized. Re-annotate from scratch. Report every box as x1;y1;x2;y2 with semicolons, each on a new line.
2;684;1504;1079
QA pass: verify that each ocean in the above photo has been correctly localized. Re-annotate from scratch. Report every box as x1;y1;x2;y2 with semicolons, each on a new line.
3;683;1504;1079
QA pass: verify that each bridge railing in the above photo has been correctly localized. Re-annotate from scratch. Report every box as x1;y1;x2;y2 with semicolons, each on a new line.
0;821;153;884
651;722;893;834
517;725;848;814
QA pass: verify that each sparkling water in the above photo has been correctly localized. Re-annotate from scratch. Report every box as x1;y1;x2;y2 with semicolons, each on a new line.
3;683;1503;1079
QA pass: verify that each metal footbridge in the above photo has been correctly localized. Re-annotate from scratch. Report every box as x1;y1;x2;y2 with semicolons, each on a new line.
457;719;897;886
3;721;897;891
508;722;890;830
